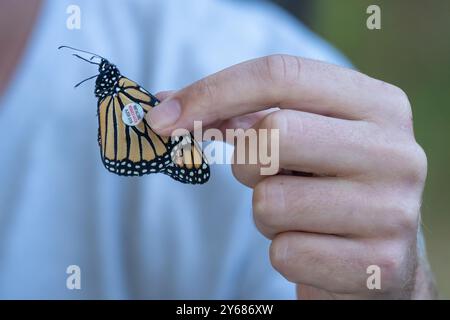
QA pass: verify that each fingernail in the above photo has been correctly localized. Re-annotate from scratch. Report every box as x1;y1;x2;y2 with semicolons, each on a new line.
146;99;181;129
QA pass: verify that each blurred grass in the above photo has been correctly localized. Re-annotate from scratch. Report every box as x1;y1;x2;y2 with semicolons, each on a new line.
276;0;450;298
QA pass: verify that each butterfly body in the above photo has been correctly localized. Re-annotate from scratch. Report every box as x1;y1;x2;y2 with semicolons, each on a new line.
60;46;210;184
94;59;121;99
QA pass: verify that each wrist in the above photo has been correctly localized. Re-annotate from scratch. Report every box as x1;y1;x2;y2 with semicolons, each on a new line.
411;227;438;299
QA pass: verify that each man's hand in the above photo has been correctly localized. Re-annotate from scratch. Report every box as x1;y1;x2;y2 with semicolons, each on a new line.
146;55;435;299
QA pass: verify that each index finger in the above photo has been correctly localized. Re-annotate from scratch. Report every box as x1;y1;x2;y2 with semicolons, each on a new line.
146;54;407;135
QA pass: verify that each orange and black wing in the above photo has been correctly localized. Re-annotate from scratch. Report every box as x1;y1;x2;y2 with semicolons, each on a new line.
97;76;210;184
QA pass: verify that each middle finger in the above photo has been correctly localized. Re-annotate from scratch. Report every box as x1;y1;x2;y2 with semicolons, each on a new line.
232;109;379;187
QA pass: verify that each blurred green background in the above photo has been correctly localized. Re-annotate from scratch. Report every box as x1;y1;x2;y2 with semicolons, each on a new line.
274;0;450;298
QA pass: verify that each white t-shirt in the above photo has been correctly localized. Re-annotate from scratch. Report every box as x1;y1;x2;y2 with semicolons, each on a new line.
0;0;348;299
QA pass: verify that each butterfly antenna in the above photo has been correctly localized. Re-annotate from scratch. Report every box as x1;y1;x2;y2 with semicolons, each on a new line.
74;74;99;88
58;45;105;60
72;54;100;65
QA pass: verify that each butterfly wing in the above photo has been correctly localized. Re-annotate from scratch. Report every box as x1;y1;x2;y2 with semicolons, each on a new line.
167;134;210;184
97;76;210;184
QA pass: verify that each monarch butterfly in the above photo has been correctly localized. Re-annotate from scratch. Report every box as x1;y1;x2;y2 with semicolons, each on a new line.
59;46;210;184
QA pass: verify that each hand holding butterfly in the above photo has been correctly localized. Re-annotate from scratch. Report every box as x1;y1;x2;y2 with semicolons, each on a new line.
146;55;436;299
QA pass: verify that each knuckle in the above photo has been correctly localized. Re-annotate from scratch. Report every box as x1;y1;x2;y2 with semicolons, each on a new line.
405;143;428;185
394;86;411;111
259;110;308;171
258;110;293;154
252;180;277;228
389;85;413;125
374;243;412;291
190;76;218;106
252;181;268;217
383;199;420;235
260;54;302;86
371;134;427;188
269;234;291;276
379;251;403;282
395;142;428;187
259;110;298;137
259;110;286;130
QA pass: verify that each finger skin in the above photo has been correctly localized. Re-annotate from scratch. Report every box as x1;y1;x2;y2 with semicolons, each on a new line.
155;92;274;136
252;175;420;239
270;232;417;297
231;109;375;187
231;109;425;188
148;55;412;136
155;90;175;101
